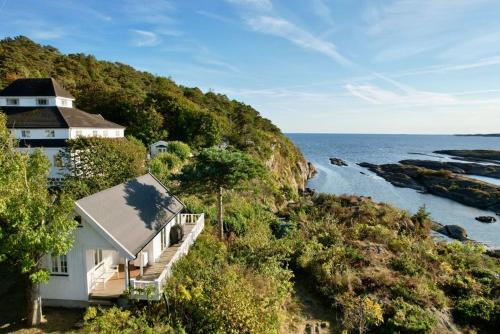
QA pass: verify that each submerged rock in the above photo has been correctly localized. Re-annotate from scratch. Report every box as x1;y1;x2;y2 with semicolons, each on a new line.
329;157;348;166
475;216;497;223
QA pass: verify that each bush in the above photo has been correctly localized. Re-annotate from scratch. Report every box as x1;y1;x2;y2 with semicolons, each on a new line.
454;296;495;324
82;307;180;334
167;141;191;161
389;298;436;333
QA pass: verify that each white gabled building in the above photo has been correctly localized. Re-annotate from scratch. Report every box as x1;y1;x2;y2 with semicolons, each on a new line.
41;173;204;307
0;78;125;181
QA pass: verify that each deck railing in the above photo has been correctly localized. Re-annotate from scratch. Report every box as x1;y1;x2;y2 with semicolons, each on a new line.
130;213;204;300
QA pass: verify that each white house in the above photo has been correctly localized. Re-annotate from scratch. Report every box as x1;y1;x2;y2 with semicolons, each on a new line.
149;140;169;158
41;173;204;307
0;78;125;181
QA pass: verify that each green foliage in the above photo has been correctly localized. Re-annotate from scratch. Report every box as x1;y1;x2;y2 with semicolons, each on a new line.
178;147;266;193
389;298;436;333
166;141;191;161
0;113;76;282
454;296;495;324
82;307;181;334
62;136;147;198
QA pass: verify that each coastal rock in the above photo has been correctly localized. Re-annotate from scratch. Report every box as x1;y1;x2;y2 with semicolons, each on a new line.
329;157;348;166
358;161;500;213
400;159;500;179
444;225;468;241
475;216;497;223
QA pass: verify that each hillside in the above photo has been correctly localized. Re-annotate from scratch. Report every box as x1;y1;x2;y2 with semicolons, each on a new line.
0;36;313;203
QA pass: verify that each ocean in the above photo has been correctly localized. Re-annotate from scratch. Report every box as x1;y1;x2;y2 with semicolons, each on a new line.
287;134;500;246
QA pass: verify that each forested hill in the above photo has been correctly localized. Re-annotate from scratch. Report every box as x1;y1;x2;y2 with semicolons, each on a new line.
0;36;312;197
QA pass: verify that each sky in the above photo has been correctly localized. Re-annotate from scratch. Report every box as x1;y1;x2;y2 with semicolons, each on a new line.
1;0;500;134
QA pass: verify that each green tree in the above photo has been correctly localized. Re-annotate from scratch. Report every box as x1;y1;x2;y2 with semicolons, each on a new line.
62;136;147;198
178;148;265;239
0;113;76;326
166;140;191;161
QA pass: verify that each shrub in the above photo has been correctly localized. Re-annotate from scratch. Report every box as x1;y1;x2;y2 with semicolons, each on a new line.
388;298;436;333
166;141;191;160
390;254;422;276
454;296;495;324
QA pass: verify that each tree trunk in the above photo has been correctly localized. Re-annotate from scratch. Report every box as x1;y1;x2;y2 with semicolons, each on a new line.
217;186;224;240
26;278;42;326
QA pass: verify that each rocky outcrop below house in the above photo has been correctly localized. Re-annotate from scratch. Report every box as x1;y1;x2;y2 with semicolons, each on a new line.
435;150;500;164
432;223;469;241
358;162;500;213
400;159;500;179
329;157;347;166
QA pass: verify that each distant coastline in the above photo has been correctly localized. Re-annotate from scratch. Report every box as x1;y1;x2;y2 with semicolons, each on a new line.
455;133;500;137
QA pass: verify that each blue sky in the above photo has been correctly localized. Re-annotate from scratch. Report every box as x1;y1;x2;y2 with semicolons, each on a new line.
1;0;500;134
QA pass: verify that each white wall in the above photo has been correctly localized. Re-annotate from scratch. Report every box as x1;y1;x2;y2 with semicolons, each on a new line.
150;141;168;158
0;96;74;108
40;218;119;303
18;147;67;179
69;128;125;139
11;128;69;140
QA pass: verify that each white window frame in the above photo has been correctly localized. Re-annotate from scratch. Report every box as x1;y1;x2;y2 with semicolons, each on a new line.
21;130;31;138
37;98;48;106
158;146;167;153
92;130;98;137
6;98;19;106
60;99;68;107
45;129;55;138
161;227;168;250
103;130;108;137
50;254;68;276
115;130;120;137
93;249;103;268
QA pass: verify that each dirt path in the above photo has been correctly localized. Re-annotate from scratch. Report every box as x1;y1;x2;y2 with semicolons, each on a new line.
282;275;337;334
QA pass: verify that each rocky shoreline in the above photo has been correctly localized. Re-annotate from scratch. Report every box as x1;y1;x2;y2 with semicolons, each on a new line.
358;162;500;213
399;159;500;179
435;149;500;164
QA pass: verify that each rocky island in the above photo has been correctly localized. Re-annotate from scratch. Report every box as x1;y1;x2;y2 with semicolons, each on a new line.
329;157;348;166
358;161;500;213
399;159;500;178
435;149;500;163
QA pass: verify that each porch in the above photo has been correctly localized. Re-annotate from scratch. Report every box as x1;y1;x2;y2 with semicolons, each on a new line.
130;213;204;300
88;213;204;301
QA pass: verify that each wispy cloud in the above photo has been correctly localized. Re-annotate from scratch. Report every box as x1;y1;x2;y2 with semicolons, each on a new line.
247;16;350;65
130;29;159;47
395;56;500;77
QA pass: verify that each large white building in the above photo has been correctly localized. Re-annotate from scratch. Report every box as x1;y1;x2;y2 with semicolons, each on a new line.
0;78;125;180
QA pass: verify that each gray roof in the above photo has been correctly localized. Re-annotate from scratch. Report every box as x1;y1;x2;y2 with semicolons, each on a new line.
2;106;124;129
0;78;74;98
76;174;184;257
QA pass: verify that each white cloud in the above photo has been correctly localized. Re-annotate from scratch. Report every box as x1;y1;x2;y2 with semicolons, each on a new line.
130;29;159;47
246;16;350;65
395;56;500;77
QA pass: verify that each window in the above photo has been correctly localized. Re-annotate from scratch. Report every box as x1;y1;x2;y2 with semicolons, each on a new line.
51;254;68;275
92;130;98;137
21;130;31;138
158;145;167;153
94;249;103;267
60;99;67;106
75;130;82;137
37;98;48;106
53;154;63;168
6;98;19;105
45;129;55;138
103;130;108;137
115;130;120;137
161;228;168;250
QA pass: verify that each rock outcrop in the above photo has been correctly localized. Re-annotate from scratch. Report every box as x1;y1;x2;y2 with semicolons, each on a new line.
475;216;497;223
435;150;500;164
400;159;500;179
358;162;500;212
329;157;348;166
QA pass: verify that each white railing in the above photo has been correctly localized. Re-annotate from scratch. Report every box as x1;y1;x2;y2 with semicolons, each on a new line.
130;213;204;300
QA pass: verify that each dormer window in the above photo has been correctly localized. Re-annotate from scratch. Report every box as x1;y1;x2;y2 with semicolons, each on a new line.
60;99;68;107
37;98;48;106
6;98;19;105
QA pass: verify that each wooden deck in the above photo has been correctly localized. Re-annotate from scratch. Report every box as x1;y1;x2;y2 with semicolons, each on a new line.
90;265;140;299
137;223;196;281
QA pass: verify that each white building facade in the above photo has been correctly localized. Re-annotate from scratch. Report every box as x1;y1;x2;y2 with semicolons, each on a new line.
0;78;125;180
